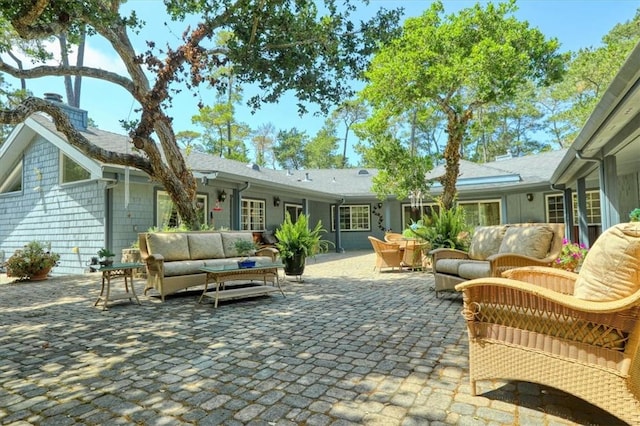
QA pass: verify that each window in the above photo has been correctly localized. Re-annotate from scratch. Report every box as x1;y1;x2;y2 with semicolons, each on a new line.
0;159;22;194
155;190;208;229
547;194;564;223
458;200;501;226
546;191;601;225
284;203;303;222
331;205;370;231
61;154;91;183
401;203;439;229
241;198;265;230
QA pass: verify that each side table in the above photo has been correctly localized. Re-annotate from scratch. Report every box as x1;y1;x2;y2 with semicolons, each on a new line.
95;262;144;310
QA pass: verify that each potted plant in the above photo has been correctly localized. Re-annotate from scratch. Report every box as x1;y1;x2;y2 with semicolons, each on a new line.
5;241;60;281
275;212;333;277
97;248;116;267
234;239;259;268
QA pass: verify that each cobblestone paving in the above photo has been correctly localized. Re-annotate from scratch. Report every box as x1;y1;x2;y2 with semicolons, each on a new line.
0;252;627;425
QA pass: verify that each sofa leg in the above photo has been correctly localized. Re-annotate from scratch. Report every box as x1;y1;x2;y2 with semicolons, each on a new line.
470;379;477;396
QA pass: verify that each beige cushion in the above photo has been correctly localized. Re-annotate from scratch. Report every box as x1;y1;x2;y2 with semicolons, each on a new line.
458;261;492;280
146;233;190;261
220;232;254;257
188;233;225;260
435;258;467;275
498;225;554;259
574;222;640;301
468;226;508;260
163;260;205;277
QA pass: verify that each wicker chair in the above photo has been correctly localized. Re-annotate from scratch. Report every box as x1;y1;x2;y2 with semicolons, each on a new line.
455;222;640;424
368;236;403;272
401;240;431;270
383;232;404;243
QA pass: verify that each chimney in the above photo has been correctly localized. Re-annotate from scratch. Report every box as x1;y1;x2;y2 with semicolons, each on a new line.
43;92;88;131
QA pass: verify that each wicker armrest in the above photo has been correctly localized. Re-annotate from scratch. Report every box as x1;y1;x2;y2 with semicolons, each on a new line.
257;247;279;261
456;277;640;315
486;253;552;276
146;253;165;272
502;266;578;294
429;248;469;261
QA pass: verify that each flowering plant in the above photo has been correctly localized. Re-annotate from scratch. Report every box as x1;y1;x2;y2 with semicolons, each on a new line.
629;208;640;222
5;241;60;280
552;238;588;272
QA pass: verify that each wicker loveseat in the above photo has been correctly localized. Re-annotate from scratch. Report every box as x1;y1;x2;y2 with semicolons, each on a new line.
138;231;278;301
455;222;640;424
430;223;564;297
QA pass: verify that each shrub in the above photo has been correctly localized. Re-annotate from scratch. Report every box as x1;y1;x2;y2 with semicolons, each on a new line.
5;241;60;280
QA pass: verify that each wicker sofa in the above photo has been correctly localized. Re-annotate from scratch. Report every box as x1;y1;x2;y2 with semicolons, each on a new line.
138;231;278;301
455;222;640;425
430;223;564;297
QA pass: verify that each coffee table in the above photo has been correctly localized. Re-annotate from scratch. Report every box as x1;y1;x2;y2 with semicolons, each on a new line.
95;262;144;310
198;263;285;308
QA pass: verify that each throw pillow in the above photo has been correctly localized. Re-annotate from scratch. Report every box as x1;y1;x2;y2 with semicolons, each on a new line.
574;222;640;301
468;225;508;260
220;232;254;258
146;233;190;261
498;225;554;259
188;233;225;260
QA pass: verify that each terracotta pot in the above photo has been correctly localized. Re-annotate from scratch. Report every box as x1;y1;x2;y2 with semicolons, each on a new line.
29;267;52;281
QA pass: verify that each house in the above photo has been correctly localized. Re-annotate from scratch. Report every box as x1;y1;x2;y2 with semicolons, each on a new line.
2;40;640;277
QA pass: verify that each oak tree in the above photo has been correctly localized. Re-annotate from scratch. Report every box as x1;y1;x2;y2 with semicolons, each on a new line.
0;0;401;229
358;0;564;209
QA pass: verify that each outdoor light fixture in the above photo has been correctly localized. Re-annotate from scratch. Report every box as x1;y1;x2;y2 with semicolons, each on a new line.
526;193;534;202
217;190;227;202
273;196;281;207
377;203;383;209
201;176;208;185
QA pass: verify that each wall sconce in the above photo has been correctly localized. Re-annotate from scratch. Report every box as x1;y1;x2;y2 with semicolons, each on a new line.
526;193;534;202
201;176;208;185
217;190;227;202
273;196;281;207
377;202;383;209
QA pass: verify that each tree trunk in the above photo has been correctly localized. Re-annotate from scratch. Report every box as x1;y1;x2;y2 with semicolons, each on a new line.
440;110;471;210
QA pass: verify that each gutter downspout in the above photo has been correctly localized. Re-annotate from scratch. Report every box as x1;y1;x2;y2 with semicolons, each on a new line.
100;178;118;255
232;182;250;230
334;198;345;253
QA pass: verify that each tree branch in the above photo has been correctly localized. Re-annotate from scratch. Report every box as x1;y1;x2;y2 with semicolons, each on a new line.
0;97;154;175
0;61;136;94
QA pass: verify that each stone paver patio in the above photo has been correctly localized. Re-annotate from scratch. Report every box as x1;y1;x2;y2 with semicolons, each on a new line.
0;251;626;425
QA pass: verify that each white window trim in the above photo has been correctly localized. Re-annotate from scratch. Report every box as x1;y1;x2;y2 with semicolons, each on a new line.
400;202;438;228
59;152;92;185
457;199;503;226
241;198;266;231
155;190;208;228
545;190;601;226
330;204;371;232
0;159;23;194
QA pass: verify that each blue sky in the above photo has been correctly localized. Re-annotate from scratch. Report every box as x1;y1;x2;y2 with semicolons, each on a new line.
8;0;640;164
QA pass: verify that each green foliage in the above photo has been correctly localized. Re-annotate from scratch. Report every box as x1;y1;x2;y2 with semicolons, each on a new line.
273;128;309;170
406;202;471;251
5;241;60;280
97;248;116;258
630;208;640;222
359;0;564;208
275;213;333;259
552;239;588;272
234;239;259;257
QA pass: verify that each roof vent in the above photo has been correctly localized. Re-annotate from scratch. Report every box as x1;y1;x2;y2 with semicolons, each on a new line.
286;169;294;176
494;153;512;161
302;172;312;182
246;162;260;171
358;169;369;175
44;93;63;103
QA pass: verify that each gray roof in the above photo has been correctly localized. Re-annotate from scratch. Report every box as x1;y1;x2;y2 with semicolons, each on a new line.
27;113;565;198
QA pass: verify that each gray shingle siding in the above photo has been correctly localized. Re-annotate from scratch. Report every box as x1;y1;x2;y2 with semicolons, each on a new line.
0;136;106;276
